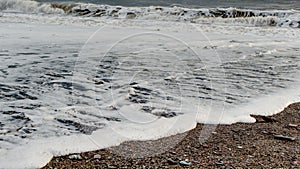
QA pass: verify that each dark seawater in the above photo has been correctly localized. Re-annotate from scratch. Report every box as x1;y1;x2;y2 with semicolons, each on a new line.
36;0;300;10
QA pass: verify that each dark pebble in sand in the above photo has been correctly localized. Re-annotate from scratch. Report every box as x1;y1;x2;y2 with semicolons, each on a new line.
179;161;191;166
273;134;296;141
215;161;223;166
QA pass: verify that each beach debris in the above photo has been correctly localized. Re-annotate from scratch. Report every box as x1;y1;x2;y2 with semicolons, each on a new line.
237;145;243;149
215;161;223;166
250;114;276;123
68;154;82;160
179;160;191;166
288;123;298;128
167;158;178;165
274;134;296;141
93;154;101;159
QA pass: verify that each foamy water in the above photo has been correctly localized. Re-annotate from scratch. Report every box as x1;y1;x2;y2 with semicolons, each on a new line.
0;0;300;168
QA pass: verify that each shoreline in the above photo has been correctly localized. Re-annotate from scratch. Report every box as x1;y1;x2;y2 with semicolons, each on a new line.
43;102;300;168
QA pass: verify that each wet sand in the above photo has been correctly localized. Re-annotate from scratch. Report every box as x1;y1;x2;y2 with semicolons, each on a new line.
43;102;300;168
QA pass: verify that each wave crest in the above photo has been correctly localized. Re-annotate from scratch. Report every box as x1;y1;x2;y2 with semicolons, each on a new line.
68;4;300;28
0;0;299;28
0;0;64;14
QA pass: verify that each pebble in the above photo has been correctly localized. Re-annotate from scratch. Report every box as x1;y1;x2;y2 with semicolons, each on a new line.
215;161;223;166
93;154;101;159
288;123;298;128
237;146;243;149
274;134;296;141
202;144;209;148
179;161;191;166
169;151;176;155
68;154;82;160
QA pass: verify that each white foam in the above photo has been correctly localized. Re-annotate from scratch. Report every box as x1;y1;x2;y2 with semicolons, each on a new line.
1;0;300;28
0;112;197;168
0;0;64;14
217;85;300;124
0;13;300;169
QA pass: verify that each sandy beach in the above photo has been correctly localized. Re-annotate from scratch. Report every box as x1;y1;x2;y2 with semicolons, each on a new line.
43;102;300;168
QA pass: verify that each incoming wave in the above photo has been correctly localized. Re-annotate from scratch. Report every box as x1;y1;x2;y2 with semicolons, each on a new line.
0;0;300;27
0;0;66;14
67;4;300;27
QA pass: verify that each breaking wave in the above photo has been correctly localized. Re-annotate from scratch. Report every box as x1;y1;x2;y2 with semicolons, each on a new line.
1;0;299;28
0;0;65;14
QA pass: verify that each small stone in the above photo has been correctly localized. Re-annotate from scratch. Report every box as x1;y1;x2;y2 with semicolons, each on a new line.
274;134;296;141
202;144;209;148
288;123;298;128
169;151;176;155
215;161;223;166
179;161;191;166
68;154;82;160
237;146;243;149
93;154;101;159
212;132;217;134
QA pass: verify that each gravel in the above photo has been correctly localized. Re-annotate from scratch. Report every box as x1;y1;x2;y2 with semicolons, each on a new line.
42;102;300;168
